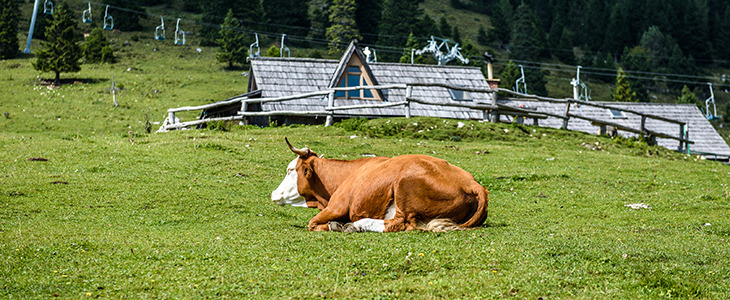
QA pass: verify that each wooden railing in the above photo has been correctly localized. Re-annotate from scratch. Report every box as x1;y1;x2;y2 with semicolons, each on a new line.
159;83;693;153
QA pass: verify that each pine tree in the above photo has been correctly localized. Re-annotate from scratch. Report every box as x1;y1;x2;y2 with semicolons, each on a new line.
0;0;19;59
83;28;114;64
451;26;461;44
378;0;421;61
489;0;512;46
477;24;488;45
265;45;280;57
510;3;547;61
603;0;633;55
581;0;606;51
33;4;82;86
355;0;382;44
639;26;668;69
678;0;711;64
510;3;547;96
556;28;575;64
327;0;361;55
216;9;247;68
400;32;426;64
499;60;519;91
438;17;451;38
414;15;438;39
611;68;637;102
714;6;730;66
677;85;699;105
621;46;652;102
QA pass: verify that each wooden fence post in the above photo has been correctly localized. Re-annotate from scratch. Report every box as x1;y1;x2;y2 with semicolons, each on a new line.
240;101;248;125
488;89;499;123
562;101;571;130
325;91;335;126
679;123;686;153
405;85;412;118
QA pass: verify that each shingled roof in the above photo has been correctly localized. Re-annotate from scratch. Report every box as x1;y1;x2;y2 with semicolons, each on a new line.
498;99;730;158
242;44;729;159
247;49;490;119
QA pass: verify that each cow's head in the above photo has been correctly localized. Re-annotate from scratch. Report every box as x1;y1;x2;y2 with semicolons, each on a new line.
271;138;320;207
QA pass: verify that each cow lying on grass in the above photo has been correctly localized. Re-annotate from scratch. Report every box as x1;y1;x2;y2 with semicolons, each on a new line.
271;138;489;232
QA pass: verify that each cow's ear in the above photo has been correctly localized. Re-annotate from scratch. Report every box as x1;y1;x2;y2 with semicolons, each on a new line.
302;164;313;179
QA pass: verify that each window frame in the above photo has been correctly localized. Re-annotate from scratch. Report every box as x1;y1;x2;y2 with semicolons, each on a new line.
607;109;627;119
448;87;472;101
334;65;379;100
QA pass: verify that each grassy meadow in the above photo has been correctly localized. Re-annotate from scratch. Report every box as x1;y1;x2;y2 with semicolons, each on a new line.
2;32;730;299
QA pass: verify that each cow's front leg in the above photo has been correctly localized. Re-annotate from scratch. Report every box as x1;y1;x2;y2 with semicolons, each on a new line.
308;204;349;231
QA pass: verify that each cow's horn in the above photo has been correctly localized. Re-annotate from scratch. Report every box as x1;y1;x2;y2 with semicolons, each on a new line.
285;137;308;157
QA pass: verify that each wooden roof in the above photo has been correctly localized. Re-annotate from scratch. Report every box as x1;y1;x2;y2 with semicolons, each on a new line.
499;99;730;158
245;46;730;158
248;57;490;119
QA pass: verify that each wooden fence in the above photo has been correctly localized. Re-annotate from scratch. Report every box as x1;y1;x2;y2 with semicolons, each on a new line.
158;83;692;153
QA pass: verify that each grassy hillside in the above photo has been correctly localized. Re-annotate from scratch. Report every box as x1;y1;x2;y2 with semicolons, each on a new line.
2;27;730;298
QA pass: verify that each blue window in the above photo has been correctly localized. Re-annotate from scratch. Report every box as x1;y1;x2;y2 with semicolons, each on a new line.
335;65;377;100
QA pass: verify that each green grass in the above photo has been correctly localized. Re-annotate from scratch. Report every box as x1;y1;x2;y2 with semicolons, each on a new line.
2;30;730;298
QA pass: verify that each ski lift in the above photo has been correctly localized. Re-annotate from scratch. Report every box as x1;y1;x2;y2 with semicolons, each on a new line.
280;34;290;57
363;47;377;63
82;2;92;23
155;16;165;40
43;0;53;14
103;5;113;30
514;65;527;94
415;36;469;65
703;83;720;121
174;18;185;45
249;33;260;58
570;66;591;101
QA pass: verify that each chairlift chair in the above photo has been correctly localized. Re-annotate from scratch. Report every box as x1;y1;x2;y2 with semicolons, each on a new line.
43;0;53;14
704;83;720;121
103;5;113;30
249;33;260;58
514;65;527;94
155;16;165;41
174;18;185;45
82;2;92;23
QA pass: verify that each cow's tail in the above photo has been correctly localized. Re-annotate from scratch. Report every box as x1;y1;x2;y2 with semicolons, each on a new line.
459;184;490;228
418;218;470;232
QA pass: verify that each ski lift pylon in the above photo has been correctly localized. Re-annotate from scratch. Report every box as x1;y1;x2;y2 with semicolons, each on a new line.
704;82;720;121
363;47;377;63
514;65;527;94
43;0;53;14
280;34;290;57
249;33;260;58
155;16;165;40
174;18;185;45
82;2;92;23
103;5;113;30
570;66;591;101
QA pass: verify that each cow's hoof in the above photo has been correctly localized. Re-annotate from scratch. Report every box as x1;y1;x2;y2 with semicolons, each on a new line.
328;221;355;232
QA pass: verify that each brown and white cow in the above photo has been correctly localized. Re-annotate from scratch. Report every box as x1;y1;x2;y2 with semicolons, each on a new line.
271;138;489;232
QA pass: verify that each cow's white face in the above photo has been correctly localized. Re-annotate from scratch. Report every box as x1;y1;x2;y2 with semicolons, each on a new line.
271;158;307;207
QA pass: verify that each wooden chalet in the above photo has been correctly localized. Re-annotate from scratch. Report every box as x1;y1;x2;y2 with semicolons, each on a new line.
193;42;730;160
